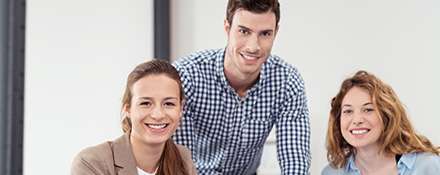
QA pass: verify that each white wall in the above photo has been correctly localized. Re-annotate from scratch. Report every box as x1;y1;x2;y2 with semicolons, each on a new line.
171;0;440;174
25;0;153;174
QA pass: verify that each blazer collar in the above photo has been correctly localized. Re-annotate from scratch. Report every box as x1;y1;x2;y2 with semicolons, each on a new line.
112;133;138;175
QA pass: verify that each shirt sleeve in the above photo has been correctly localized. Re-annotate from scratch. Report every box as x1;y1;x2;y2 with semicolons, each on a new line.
173;64;196;154
275;71;311;175
414;153;440;175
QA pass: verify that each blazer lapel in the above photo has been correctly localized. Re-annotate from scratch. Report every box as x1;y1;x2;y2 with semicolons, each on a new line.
112;134;138;175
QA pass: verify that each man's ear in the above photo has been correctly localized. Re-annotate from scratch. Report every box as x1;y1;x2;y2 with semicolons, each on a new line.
274;24;279;37
224;19;231;34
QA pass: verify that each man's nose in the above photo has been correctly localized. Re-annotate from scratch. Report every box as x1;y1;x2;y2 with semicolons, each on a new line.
246;35;261;53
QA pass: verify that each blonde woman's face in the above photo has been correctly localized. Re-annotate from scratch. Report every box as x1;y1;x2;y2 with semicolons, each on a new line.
126;74;182;146
340;87;383;151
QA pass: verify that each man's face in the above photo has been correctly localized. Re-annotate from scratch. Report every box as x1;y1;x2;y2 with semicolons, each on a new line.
224;9;278;77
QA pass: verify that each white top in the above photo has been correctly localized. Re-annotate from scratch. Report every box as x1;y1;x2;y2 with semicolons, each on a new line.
137;167;157;175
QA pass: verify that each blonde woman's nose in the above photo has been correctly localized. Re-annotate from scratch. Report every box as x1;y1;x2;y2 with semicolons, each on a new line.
150;106;165;120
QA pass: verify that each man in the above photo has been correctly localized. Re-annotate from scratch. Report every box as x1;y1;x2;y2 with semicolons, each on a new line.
173;0;310;174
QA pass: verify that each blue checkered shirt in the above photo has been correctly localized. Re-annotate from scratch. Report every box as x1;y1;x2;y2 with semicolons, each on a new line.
173;48;311;175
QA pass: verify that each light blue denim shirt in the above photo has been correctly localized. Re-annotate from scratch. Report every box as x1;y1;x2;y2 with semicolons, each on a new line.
322;152;440;175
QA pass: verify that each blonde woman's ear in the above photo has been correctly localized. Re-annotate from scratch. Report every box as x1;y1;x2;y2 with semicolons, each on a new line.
180;99;186;110
122;104;130;117
125;112;130;119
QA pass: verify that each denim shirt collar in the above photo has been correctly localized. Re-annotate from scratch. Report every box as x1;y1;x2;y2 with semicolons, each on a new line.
345;155;359;173
397;152;417;171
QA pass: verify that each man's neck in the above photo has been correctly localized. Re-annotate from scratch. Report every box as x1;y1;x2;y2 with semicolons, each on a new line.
223;66;260;97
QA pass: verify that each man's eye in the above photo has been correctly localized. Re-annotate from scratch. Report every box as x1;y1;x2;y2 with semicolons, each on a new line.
239;29;249;35
261;31;272;37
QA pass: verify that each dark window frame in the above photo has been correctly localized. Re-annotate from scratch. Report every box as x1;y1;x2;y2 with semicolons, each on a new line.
154;0;170;61
0;0;26;174
1;1;168;174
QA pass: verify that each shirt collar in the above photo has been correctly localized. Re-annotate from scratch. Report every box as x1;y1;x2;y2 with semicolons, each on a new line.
345;155;360;172
345;152;418;172
113;133;138;175
397;152;417;170
215;48;229;90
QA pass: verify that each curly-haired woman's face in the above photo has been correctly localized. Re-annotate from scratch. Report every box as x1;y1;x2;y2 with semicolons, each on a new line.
340;87;383;150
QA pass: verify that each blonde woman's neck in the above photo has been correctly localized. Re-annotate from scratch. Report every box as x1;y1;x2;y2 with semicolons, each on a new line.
130;134;165;173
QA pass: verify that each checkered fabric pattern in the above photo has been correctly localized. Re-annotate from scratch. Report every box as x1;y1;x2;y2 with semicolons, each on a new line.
173;48;311;175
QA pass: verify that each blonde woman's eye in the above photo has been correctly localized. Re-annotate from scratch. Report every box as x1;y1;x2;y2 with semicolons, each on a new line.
364;108;374;113
164;102;176;107
140;102;151;106
342;109;353;114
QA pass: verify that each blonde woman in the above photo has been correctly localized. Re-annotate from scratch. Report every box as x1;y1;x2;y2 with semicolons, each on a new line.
71;60;197;175
322;70;440;175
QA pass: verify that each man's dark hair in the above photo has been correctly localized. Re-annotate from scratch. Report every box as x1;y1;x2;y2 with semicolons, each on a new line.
226;0;280;26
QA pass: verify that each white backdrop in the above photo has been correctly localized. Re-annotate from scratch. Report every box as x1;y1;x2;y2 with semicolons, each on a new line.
171;0;440;174
24;0;440;174
25;0;153;174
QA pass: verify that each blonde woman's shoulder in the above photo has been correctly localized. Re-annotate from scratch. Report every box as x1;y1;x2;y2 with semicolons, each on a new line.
71;142;114;175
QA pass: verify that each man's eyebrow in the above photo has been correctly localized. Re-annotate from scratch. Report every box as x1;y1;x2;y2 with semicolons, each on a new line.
238;25;253;32
238;25;274;34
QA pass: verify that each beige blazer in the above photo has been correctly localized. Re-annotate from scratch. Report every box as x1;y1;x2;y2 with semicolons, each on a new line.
71;134;197;175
